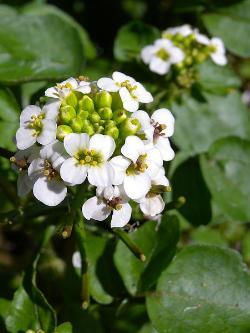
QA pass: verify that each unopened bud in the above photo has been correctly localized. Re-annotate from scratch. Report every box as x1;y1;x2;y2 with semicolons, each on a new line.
81;120;94;136
89;111;101;123
111;92;123;109
70;117;84;133
79;95;94;112
113;109;127;124
57;125;73;141
60;105;76;124
105;126;119;140
121;118;141;136
64;92;78;108
150;185;172;194
98;107;113;120
95;91;112;108
77;109;89;119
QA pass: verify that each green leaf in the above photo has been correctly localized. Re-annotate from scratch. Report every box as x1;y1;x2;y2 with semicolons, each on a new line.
200;137;250;222
114;215;179;295
191;226;228;246
172;91;249;155
0;88;19;149
114;21;160;62
171;157;212;226
55;322;73;333
147;245;250;333
6;226;56;333
0;4;84;83
196;60;241;94
202;0;250;57
0;298;10;332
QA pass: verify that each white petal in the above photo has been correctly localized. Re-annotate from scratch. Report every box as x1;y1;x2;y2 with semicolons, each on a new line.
72;251;81;269
33;177;67;206
119;87;139;112
152;167;169;186
211;37;225;53
75;82;91;94
62;77;78;89
211;52;227;66
150;56;171;75
141;45;155;64
16;127;36;150
170;47;184;64
131;110;151;130
145;148;163;178
155;137;175;161
121;135;145;163
134;83;153;103
37;120;57;146
28;158;44;180
20;105;41;126
139;195;165;216
64;133;89;156
194;30;210;45
60;158;87;185
40;141;67;170
89;134;115;160
110;156;130;185
82;196;111;221
43;100;60;120
113;71;135;84
155;38;173;49
124;174;151;199
87;162;114;187
111;203;132;228
17;172;33;197
152;108;175;137
97;78;119;92
45;87;59;99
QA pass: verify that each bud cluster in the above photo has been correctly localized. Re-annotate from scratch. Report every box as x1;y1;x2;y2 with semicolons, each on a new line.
12;72;175;228
141;24;227;76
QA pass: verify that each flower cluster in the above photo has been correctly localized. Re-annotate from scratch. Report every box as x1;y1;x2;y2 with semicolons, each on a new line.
12;72;175;228
141;24;227;75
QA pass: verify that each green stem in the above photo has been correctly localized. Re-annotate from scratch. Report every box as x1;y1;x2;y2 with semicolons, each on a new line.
113;228;146;262
165;196;186;211
0;147;13;159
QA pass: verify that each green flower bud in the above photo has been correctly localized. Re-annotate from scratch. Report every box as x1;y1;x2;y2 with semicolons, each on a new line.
89;111;101;123
120;118;141;136
64;92;78;108
105;120;116;129
98;107;113;120
79;95;94;112
57;125;73;141
113;109;127;124
95;125;104;134
59;105;76;124
105;126;119;140
95;91;112;108
77;109;89;119
111;92;123;109
70;117;84;133
82;120;94;136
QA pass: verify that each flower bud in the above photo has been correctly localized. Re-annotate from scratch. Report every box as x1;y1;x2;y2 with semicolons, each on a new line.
89;111;101;123
98;107;113;120
113;109;127;124
57;125;73;141
95;91;112;108
105;126;119;140
77;109;89;119
79;95;94;112
120;118;141;136
111;92;123;109
60;105;76;124
70;117;84;133
94;124;104;134
81;120;95;136
64;92;78;108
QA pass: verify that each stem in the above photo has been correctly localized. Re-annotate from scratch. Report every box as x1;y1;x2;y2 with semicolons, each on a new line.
113;228;146;262
0;147;13;159
165;196;186;211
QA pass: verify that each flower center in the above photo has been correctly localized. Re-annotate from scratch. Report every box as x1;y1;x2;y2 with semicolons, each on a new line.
126;154;148;175
57;82;73;90
106;196;123;210
43;160;60;181
118;80;138;99
28;114;44;136
155;48;170;61
10;156;28;171
75;149;103;167
151;120;166;139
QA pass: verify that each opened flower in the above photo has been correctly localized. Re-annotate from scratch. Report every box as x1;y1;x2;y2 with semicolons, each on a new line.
164;24;193;37
141;39;184;75
60;133;115;187
97;71;153;112
28;141;68;206
82;185;132;227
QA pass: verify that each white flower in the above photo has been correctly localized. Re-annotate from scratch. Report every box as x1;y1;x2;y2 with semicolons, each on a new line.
97;71;153;112
141;39;184;75
16;104;58;150
137;167;169;217
72;251;81;269
110;136;162;200
164;24;193;37
82;185;132;227
11;145;40;197
60;133;115;187
28;141;68;206
194;29;210;45
132;109;175;161
45;77;91;100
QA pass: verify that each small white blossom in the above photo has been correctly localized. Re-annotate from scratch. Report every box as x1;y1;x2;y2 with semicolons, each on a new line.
164;24;193;37
28;141;68;206
45;77;91;100
60;133;115;187
72;251;81;269
132;109;175;161
141;39;184;75
16;104;58;150
110;136;162;200
82;186;132;227
97;71;153;112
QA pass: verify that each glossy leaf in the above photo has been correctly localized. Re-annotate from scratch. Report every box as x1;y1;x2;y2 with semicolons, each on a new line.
147;245;250;333
55;322;73;333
